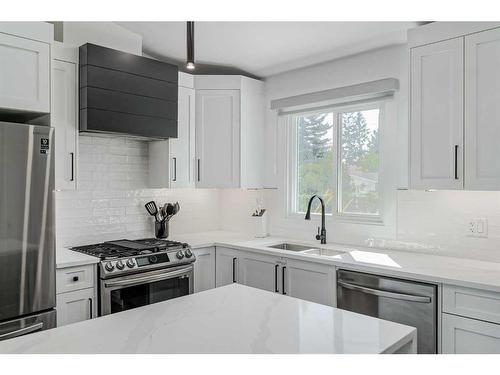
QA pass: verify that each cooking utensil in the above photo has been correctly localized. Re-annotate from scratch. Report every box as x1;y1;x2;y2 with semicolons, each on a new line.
145;201;159;221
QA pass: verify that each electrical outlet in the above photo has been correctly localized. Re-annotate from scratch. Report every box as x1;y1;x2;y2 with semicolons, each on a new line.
467;218;488;238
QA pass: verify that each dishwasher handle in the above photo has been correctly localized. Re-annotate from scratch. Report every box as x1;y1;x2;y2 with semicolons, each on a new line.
337;280;432;303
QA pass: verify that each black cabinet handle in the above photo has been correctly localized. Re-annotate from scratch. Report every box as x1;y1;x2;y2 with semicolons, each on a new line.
282;266;286;295
72;276;79;282
172;157;177;182
70;152;74;181
88;298;93;319
274;264;279;292
454;145;459;180
232;257;237;283
197;159;201;182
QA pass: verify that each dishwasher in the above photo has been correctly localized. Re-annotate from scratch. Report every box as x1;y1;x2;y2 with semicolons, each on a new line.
337;269;437;354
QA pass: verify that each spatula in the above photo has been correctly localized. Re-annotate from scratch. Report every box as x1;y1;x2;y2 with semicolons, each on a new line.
145;201;159;221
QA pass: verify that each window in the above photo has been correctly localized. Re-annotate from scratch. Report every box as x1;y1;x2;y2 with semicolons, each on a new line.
288;103;382;219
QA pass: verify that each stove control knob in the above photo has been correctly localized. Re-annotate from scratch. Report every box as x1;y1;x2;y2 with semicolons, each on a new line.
176;250;185;260
184;249;193;258
116;260;125;270
126;259;135;268
105;262;114;272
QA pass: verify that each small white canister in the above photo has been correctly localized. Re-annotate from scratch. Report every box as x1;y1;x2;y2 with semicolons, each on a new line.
252;209;268;238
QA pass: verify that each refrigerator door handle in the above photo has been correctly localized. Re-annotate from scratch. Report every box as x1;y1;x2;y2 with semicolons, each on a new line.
0;322;44;340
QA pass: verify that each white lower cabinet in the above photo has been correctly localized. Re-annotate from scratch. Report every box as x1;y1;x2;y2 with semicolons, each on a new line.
442;313;500;354
283;258;335;306
215;247;335;306
56;288;96;327
56;264;97;327
193;247;215;293
239;251;281;293
215;247;241;287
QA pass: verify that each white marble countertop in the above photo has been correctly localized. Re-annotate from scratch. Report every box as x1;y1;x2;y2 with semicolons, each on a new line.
56;247;99;269
0;284;415;354
56;230;500;293
168;231;500;293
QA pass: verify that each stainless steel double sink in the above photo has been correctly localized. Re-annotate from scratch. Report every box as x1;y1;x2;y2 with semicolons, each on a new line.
267;243;343;257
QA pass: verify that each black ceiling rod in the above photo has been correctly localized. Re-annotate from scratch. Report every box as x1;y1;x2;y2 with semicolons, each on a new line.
186;21;195;70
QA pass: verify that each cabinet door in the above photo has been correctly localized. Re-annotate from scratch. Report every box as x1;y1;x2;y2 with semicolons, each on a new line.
283;259;335;306
465;28;500;190
193;247;215;293
239;252;281;293
442;313;500;354
52;59;77;190
195;89;240;188
56;288;95;327
215;247;240;287
410;38;464;189
170;86;195;188
0;32;49;112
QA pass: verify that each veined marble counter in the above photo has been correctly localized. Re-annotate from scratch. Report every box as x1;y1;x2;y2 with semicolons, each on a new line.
56;247;99;269
168;231;500;293
0;284;415;354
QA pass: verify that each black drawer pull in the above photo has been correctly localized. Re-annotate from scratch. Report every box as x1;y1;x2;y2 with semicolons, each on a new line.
72;276;79;282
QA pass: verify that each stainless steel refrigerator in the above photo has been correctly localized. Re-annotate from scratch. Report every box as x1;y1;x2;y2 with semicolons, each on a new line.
0;121;56;341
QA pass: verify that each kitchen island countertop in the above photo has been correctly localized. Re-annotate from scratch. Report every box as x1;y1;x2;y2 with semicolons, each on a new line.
0;284;415;354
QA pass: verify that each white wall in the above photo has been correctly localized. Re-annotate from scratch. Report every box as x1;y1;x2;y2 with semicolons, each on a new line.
262;45;408;245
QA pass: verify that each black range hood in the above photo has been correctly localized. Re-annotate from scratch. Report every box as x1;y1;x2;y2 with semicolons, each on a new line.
79;43;178;139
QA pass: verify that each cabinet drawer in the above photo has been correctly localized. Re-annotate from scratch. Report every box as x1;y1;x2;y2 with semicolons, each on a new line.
56;265;95;294
442;313;500;354
443;285;500;324
56;287;95;327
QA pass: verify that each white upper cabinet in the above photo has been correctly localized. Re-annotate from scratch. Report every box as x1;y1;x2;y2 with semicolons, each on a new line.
195;88;240;188
465;28;500;190
195;75;265;189
149;72;196;189
0;32;50;113
410;38;464;190
170;85;195;188
52;44;78;191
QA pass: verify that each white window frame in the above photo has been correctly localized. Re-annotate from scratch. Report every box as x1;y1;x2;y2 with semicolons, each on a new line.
286;100;385;224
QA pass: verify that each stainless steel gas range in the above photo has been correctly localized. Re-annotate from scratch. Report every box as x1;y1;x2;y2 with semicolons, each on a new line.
70;239;195;316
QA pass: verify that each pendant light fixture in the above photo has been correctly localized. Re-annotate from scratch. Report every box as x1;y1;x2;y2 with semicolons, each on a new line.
186;21;195;70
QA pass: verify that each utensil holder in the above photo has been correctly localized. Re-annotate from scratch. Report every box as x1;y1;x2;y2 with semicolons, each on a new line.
155;220;169;239
253;211;268;238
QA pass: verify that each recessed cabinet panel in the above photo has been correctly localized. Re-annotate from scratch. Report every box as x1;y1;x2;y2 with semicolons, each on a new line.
193;247;215;293
410;38;464;189
195;89;240;188
239;252;280;293
284;259;335;306
56;288;95;327
442;313;500;354
215;247;240;287
52;59;77;190
465;28;500;190
0;32;49;113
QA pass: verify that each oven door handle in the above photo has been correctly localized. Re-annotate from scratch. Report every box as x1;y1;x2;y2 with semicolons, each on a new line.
337;281;431;303
104;266;192;288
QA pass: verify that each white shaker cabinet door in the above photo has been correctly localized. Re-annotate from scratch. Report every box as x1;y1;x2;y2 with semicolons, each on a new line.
465;28;500;190
193;247;215;293
0;32;50;113
52;59;77;190
215;247;240;287
283;258;335;306
56;288;95;327
195;89;240;188
442;313;500;354
170;86;195;188
238;251;281;293
410;38;464;189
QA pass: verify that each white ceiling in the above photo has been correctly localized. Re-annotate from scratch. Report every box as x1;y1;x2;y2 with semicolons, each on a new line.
117;22;421;78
